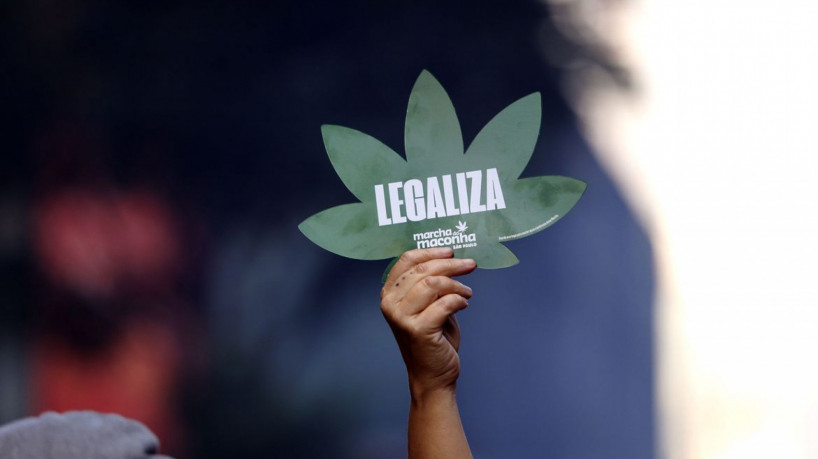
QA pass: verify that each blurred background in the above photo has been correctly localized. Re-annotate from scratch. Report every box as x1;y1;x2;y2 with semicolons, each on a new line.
0;0;813;458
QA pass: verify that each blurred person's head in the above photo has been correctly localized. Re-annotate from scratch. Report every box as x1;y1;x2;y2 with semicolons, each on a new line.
32;187;185;350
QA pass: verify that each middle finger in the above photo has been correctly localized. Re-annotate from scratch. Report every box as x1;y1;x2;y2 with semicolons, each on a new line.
399;275;473;316
387;257;476;303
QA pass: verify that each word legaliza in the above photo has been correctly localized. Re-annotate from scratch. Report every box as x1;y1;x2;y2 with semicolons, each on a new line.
374;168;505;226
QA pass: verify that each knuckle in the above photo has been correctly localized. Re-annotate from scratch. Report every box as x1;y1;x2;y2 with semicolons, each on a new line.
380;297;394;315
422;276;439;289
399;251;417;266
442;293;466;310
414;261;428;274
439;294;456;307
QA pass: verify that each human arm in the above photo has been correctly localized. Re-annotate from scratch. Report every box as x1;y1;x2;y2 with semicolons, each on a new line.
380;247;475;459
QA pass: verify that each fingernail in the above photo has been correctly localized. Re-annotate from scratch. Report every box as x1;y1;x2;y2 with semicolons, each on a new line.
462;258;476;268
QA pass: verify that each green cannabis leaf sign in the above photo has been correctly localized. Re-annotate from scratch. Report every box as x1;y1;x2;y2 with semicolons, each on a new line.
299;70;586;269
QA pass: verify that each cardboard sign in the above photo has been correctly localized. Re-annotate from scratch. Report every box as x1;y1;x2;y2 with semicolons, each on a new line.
299;70;586;269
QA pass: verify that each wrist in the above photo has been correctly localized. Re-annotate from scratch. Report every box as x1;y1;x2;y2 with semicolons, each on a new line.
409;380;458;408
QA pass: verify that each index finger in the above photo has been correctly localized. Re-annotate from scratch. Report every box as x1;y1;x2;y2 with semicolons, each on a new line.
384;248;454;286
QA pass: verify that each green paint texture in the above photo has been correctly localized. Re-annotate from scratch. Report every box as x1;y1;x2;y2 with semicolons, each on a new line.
299;70;586;269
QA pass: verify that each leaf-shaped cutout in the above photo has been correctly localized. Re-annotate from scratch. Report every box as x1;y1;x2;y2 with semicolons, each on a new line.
299;203;410;260
405;70;464;165
461;242;519;269
465;93;541;182
488;176;587;241
301;71;586;270
322;125;408;202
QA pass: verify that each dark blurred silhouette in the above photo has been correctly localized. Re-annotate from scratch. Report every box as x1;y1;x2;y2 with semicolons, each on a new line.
1;1;653;458
13;124;204;457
